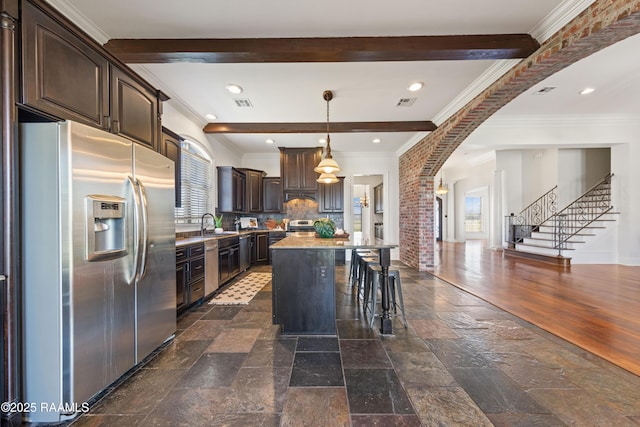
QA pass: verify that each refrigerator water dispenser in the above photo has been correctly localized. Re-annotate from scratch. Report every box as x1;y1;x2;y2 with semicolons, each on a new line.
86;195;127;261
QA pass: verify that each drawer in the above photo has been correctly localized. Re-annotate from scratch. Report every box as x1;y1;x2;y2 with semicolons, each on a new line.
176;247;187;262
188;243;205;257
189;278;205;304
189;256;205;281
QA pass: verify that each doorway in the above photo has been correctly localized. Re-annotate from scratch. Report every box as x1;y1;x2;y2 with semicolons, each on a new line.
352;175;382;243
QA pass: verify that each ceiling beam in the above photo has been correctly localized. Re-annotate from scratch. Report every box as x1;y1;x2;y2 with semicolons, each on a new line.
104;34;540;63
203;121;436;134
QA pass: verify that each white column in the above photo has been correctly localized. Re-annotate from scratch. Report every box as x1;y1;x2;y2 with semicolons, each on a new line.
490;170;504;249
445;180;456;242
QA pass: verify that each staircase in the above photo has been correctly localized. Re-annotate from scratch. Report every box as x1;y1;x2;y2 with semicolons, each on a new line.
507;174;618;264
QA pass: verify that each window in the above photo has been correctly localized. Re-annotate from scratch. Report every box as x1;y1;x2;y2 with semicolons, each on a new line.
353;197;362;232
175;140;212;223
465;196;482;233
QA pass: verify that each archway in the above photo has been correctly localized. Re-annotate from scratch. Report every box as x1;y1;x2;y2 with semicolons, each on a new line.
399;0;640;271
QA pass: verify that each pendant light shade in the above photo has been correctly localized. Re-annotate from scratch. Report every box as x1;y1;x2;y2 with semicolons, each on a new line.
314;90;341;175
435;177;448;195
317;172;339;184
315;156;341;174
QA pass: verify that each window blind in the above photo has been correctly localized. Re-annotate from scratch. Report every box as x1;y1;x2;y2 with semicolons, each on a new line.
175;142;212;223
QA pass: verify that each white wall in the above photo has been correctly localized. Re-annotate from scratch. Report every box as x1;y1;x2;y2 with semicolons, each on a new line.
557;148;611;206
612;141;640;265
495;148;558;214
242;152;280;176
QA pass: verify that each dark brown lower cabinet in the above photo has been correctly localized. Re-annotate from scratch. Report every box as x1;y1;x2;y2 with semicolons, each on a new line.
176;261;187;311
218;236;240;285
268;231;287;264
255;232;269;264
176;243;205;312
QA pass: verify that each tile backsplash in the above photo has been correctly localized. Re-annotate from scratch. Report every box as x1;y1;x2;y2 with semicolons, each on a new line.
217;198;344;230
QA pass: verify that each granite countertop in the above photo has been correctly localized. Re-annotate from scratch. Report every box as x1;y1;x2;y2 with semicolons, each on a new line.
270;235;397;250
176;229;284;247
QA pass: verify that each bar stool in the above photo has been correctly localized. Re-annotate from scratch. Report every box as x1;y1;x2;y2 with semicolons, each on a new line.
365;265;407;328
357;255;379;301
349;249;374;285
350;249;376;288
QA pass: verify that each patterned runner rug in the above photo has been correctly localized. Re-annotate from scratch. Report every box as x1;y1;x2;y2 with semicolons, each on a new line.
209;272;272;305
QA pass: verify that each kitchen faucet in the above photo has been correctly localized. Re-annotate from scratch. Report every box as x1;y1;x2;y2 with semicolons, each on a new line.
201;213;215;236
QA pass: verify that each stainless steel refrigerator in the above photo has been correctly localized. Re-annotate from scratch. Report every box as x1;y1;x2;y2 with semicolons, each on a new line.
20;121;176;423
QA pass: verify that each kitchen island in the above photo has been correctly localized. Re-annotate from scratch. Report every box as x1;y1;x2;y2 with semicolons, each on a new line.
270;235;398;335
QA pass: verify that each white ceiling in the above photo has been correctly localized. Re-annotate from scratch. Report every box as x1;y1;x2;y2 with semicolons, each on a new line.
50;0;639;165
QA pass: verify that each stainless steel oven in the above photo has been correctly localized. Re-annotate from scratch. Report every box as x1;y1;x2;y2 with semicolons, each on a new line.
287;219;316;236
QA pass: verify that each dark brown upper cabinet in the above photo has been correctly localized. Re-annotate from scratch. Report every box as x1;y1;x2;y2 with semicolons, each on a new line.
217;166;246;213
110;66;159;151
21;1;109;128
318;177;344;213
21;1;162;151
263;177;283;213
238;168;266;213
161;127;182;207
280;147;322;201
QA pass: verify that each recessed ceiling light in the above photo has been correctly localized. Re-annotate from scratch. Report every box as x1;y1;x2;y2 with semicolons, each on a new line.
580;87;595;95
319;138;327;144
266;139;275;144
408;81;424;92
225;84;243;94
205;113;217;120
372;138;381;143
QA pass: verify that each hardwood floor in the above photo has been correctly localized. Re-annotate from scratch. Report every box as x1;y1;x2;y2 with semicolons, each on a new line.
432;240;640;376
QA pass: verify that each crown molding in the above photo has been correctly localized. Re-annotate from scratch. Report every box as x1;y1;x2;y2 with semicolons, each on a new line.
45;0;110;44
129;65;208;129
397;1;597;157
432;59;521;128
396;59;518;157
530;0;597;43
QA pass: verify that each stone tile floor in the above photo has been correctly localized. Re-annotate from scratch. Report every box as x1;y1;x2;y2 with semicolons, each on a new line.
71;263;640;426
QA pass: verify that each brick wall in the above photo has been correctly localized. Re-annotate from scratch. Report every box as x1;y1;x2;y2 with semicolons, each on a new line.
399;0;640;271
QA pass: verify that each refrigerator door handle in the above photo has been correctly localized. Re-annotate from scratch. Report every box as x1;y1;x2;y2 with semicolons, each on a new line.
137;179;150;281
127;176;143;285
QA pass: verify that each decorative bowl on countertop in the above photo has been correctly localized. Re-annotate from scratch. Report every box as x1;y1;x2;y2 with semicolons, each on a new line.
313;218;336;238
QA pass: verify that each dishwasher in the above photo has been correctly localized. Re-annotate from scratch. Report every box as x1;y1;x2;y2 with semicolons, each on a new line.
204;239;219;297
239;235;251;272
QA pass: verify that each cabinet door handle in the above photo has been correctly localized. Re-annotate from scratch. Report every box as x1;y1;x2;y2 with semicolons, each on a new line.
112;119;120;134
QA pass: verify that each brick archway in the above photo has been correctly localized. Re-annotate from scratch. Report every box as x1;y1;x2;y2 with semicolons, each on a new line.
399;0;640;271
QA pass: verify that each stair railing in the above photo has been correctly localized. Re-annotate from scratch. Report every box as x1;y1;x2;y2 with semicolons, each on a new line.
552;173;614;253
505;185;558;246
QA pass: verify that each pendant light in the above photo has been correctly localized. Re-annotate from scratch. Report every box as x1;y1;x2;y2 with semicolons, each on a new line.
435;177;448;195
315;90;340;183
